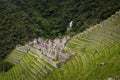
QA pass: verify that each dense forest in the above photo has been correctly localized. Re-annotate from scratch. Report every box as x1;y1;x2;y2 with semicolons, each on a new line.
0;0;120;60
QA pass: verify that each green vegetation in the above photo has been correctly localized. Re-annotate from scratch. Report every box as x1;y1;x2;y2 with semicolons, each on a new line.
0;0;120;59
0;9;120;80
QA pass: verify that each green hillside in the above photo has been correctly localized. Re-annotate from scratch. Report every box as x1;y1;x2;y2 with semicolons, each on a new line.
0;10;120;80
0;0;120;59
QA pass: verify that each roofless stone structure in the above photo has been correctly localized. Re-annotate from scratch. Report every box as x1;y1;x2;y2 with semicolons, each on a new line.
16;36;75;68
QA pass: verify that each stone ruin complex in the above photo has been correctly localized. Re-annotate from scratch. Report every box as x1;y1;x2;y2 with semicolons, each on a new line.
16;36;75;68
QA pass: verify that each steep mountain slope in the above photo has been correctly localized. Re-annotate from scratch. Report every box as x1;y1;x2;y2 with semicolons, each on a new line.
0;10;120;80
0;0;120;59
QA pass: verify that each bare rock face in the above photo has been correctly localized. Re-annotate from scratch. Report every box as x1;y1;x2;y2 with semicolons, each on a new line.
16;36;74;68
67;21;73;32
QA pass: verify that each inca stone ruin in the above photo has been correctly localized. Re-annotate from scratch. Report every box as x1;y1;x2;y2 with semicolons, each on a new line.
16;36;75;68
